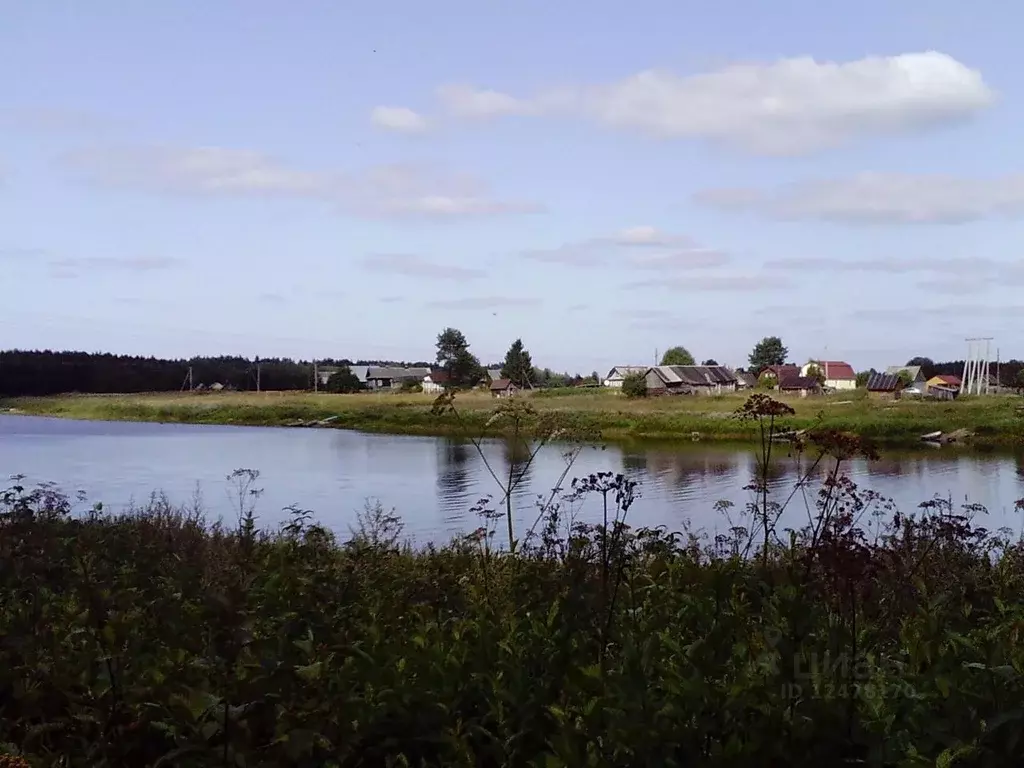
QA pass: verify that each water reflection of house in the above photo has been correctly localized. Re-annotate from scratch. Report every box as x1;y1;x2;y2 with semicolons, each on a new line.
641;448;739;487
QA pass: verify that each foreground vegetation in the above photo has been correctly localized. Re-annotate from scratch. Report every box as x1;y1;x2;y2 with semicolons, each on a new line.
6;386;1024;446
3;395;1024;765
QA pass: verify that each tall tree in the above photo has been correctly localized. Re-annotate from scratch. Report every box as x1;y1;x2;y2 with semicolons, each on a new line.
324;365;363;394
435;327;481;389
660;346;695;366
500;338;534;388
748;336;788;374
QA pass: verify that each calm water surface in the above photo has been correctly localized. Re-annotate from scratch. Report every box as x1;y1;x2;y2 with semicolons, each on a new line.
3;414;1023;544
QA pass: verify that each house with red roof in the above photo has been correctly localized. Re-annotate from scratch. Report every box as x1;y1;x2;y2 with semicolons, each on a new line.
800;360;857;391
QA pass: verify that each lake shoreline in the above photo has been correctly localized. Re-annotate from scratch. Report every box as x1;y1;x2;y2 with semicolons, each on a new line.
5;390;1024;449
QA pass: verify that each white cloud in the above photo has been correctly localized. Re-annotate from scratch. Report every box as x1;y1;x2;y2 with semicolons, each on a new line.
62;146;540;219
370;106;430;134
523;226;724;268
64;146;332;197
432;52;993;154
436;84;537;118
697;173;1024;224
765;255;1024;282
43;255;185;279
49;256;184;272
359;253;485;280
424;296;542;310
624;274;788;292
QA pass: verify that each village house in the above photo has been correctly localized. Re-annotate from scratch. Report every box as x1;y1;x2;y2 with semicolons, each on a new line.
603;366;649;388
799;360;857;391
422;369;450;394
757;364;800;386
734;371;758;390
778;376;823;398
643;365;739;396
927;374;962;391
866;372;903;400
489;378;519;398
361;366;432;391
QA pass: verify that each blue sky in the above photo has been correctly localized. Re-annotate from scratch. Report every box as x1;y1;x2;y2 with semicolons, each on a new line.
3;1;1023;373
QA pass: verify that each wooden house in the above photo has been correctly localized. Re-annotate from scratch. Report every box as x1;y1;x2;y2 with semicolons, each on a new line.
490;379;519;398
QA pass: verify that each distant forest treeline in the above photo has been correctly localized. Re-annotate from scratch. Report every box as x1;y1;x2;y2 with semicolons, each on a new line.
1;350;1022;397
0;350;431;397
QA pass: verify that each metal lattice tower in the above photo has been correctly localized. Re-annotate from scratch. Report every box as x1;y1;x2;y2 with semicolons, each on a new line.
960;337;993;396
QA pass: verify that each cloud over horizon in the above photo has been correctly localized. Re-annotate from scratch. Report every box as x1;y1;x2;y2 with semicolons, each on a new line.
370;106;430;134
61;146;542;219
696;173;1024;224
405;51;994;155
359;253;486;280
523;226;729;269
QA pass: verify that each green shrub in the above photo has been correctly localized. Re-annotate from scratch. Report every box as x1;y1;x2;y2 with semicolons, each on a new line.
621;372;647;398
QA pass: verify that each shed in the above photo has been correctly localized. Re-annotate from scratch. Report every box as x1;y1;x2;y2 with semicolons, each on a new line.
866;372;903;399
489;378;519;398
778;376;822;397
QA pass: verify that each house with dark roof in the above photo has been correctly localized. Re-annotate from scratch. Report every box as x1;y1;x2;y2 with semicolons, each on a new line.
778;376;823;398
643;365;738;396
800;360;857;391
866;372;904;399
364;366;432;390
489;378;519;398
758;364;800;385
735;371;758;389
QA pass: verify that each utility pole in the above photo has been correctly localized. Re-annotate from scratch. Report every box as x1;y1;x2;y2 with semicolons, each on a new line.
255;356;261;393
313;359;318;393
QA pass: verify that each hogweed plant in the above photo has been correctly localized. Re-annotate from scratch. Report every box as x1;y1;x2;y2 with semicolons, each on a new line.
431;391;597;552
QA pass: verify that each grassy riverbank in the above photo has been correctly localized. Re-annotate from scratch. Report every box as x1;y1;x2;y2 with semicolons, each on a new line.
5;388;1024;445
4;473;1024;766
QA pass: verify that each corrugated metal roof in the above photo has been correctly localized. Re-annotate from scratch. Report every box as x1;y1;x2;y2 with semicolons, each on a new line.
867;372;902;392
886;365;921;381
367;366;431;380
663;365;737;385
779;376;819;390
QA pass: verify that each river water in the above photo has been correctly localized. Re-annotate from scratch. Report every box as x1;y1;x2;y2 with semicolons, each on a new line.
2;414;1022;545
